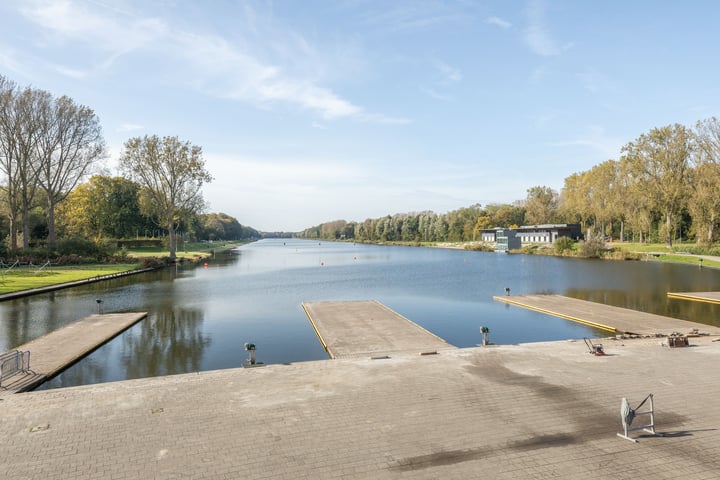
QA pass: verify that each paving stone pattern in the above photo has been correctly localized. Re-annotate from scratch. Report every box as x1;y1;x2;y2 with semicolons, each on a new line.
2;338;720;479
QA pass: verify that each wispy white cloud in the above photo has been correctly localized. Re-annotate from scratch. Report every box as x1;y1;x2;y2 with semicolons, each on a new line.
0;45;28;77
54;64;86;78
486;16;512;29
548;126;622;158
117;123;144;132
419;86;452;101
20;0;166;59
435;61;462;84
523;0;573;57
359;4;468;33
420;59;463;101
15;0;398;123
575;69;616;94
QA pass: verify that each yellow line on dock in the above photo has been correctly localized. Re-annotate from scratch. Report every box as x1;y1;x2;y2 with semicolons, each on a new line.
301;300;454;359
667;291;720;305
302;303;334;358
493;294;720;337
493;296;617;333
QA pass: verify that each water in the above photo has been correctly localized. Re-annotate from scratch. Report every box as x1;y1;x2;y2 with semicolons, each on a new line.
2;238;720;390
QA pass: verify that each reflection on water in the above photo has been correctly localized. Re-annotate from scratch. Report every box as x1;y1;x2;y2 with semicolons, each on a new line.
0;238;717;390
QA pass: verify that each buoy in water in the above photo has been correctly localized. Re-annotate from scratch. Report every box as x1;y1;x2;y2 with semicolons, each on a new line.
203;262;208;268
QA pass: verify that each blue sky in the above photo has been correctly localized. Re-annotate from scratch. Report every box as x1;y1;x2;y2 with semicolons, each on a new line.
1;1;719;231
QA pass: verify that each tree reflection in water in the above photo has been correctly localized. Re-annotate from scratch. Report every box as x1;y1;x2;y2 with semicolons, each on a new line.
122;308;210;379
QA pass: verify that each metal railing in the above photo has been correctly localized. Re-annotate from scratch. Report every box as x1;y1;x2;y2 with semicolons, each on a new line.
0;350;31;387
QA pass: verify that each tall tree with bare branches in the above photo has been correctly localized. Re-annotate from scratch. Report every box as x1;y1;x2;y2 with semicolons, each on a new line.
120;135;212;259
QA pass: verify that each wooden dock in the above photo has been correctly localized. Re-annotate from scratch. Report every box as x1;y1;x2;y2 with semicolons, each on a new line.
493;294;720;337
0;312;147;396
667;291;720;305
302;300;455;359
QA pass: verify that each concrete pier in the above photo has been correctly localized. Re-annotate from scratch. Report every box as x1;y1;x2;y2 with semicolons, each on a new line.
668;291;720;305
302;300;455;358
2;337;720;479
494;294;720;336
0;312;147;395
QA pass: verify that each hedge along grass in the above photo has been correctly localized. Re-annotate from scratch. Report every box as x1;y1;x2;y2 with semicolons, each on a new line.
0;264;140;294
124;241;246;259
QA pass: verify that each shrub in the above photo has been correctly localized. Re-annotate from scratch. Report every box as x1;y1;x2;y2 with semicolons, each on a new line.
578;233;607;258
554;236;575;255
56;238;117;259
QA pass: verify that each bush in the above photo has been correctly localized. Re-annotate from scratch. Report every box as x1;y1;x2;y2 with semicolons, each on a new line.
578;233;607;258
554;236;575;255
56;238;117;258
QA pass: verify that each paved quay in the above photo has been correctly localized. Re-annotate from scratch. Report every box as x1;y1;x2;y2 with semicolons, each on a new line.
0;312;147;396
3;336;720;479
302;300;455;358
494;294;720;336
668;291;720;305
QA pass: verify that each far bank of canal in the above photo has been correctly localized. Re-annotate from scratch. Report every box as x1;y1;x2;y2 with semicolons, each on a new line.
3;238;720;389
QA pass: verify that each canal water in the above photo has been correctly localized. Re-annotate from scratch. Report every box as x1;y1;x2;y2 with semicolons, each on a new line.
2;238;720;389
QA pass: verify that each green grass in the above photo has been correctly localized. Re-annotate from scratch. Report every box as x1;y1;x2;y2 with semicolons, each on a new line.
0;264;140;294
124;241;245;259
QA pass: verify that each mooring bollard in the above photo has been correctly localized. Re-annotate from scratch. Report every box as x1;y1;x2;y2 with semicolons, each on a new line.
480;326;490;346
244;343;256;365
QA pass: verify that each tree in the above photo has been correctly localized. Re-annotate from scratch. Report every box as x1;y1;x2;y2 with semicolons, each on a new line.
690;118;720;244
36;95;105;247
621;124;693;246
0;81;45;249
58;175;152;240
120;135;212;259
523;186;558;225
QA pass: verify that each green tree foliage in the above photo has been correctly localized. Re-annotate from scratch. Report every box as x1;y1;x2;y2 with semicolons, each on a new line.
690;118;720;245
523;186;559;225
0;76;105;250
120;135;212;259
298;204;527;242
621;124;693;247
58;175;153;240
196;212;260;241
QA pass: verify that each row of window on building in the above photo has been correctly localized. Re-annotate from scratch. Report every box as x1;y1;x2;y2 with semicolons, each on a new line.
480;224;582;252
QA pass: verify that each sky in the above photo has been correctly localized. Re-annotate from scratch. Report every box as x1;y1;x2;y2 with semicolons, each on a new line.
1;1;720;232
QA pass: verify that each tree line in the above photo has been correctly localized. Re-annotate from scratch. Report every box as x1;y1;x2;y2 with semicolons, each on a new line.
300;120;720;248
0;75;258;259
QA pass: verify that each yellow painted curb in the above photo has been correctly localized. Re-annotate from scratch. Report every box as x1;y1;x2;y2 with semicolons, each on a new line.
301;303;334;358
493;296;617;333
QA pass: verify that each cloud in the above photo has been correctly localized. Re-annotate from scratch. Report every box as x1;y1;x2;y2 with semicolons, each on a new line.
15;0;398;123
0;45;28;77
435;61;463;84
419;86;452;101
547;126;622;158
523;0;572;56
54;64;86;78
575;69;616;94
117;123;144;132
486;16;512;29
358;4;469;33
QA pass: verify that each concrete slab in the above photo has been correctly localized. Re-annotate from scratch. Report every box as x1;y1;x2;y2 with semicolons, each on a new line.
668;291;720;305
2;338;720;479
0;312;147;395
302;300;455;358
494;294;720;336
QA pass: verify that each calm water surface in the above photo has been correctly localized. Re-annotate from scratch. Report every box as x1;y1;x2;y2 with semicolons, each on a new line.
2;238;719;389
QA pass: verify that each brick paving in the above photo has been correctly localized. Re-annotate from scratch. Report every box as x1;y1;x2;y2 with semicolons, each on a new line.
2;336;720;479
0;313;147;396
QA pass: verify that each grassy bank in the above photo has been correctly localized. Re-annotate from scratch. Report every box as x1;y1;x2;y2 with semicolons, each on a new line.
124;240;246;260
0;241;250;296
0;264;141;294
